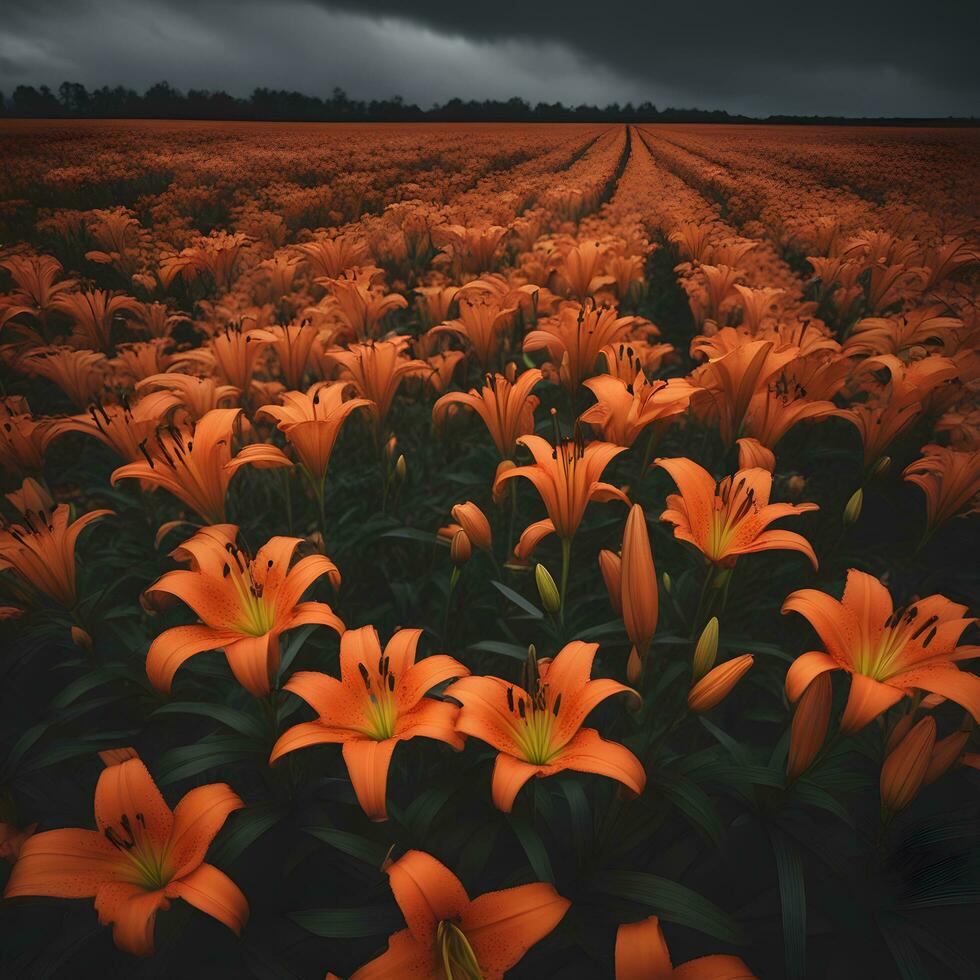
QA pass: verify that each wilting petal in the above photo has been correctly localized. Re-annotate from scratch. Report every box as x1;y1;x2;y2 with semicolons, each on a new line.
840;673;905;733
94;881;169;957
94;758;173;846
343;738;397;821
491;754;541;812
165;863;248;936
463;881;571;976
3;829;120;898
146;624;237;695
385;850;469;946
225;442;292;476
615;915;673;980
169;785;244;879
785;651;839;703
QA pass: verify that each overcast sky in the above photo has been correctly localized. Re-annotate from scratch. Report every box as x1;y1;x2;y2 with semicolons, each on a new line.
2;0;977;116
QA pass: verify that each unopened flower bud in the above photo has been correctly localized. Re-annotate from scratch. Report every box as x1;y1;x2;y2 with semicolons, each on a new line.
843;488;863;526
394;454;407;483
535;564;561;614
787;672;832;779
692;617;719;680
787;475;806;499
872;456;891;478
71;626;93;657
493;460;516;507
687;655;754;713
450;529;471;566
385;435;398;460
881;716;935;811
451;502;492;552
598;550;622;615
924;730;970;786
661;571;672;594
627;646;643;686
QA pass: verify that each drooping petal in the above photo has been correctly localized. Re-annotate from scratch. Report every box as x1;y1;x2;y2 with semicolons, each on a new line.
840;673;905;733
548;727;646;797
785;651;839;703
891;665;980;723
94;881;170;957
463;881;571;977
514;518;557;560
615;915;673;980
168;784;244;879
3;829;120;898
270;721;356;763
733;529;818;569
224;633;277;697
385;849;469;947
146;624;238;695
491;753;541;812
165;862;248;937
342;738;397;821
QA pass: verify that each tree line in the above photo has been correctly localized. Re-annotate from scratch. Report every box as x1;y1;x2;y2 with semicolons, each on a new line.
1;81;973;125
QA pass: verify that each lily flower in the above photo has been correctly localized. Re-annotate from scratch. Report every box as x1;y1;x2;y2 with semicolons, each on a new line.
903;445;980;534
0;399;60;475
316;269;408;340
438;501;493;553
329;338;427;435
427;297;516;369
620;504;659;677
656;458;818;569
616;915;756;979
24;347;106;408
524;304;636;392
144;524;343;697
270;626;468;820
783;568;980;733
50;289;142;351
3;756;246;957
447;642;645;811
137;373;240;421
495;432;629;561
111;408;246;524
433;368;542;461
172;321;276;394
268;321;324;389
0;504;112;608
230;382;371;493
349;849;569;978
581;373;696;447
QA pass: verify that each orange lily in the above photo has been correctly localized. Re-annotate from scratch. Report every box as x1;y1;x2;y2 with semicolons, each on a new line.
50;289;142;351
438;501;493;553
428;297;516;369
581;373;696;447
349;849;569;978
3;756;246;957
0;398;59;475
49;391;180;463
691;338;799;446
270;626;468;820
293;234;370;280
616;915;756;979
329;338;426;434
144;524;343;697
268;321;323;389
903;445;980;534
0;504;112;609
230;382;371;492
551;240;615;301
524;304;636;392
25;347;106;408
434;223;509;275
137;373;240;421
783;568;980;733
5;477;53;516
111;408;246;524
447;642;645;811
495;433;629;561
173;321;277;394
433;368;542;461
656;458;818;569
316;269;408;340
620;504;659;677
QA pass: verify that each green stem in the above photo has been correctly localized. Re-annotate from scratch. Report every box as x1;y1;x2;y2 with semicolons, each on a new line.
559;537;572;628
441;567;460;649
689;563;715;638
281;468;294;534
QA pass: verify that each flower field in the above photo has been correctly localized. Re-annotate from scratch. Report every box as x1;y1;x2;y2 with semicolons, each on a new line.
1;119;978;978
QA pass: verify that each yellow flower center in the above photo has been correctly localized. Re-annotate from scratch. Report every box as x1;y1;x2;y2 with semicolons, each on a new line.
104;813;172;891
863;605;940;680
437;920;483;980
355;657;398;740
507;685;562;766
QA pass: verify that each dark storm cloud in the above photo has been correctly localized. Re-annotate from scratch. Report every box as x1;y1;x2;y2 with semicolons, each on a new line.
1;0;976;115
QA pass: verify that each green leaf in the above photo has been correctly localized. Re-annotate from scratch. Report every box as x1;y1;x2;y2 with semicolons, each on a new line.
792;781;854;826
491;580;544;619
509;814;554;883
593;871;744;943
156;735;259;784
278;623;320;678
151;701;266;740
878;915;931;980
656;770;724;845
291;905;403;938
210;804;284;866
305;826;389;866
380;527;437;545
771;830;806;980
467;640;529;660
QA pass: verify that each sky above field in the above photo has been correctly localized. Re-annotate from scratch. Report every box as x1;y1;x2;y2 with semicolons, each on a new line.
2;0;976;116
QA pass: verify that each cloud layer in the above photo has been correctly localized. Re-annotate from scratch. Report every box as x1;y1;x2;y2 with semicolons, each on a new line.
2;0;976;116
